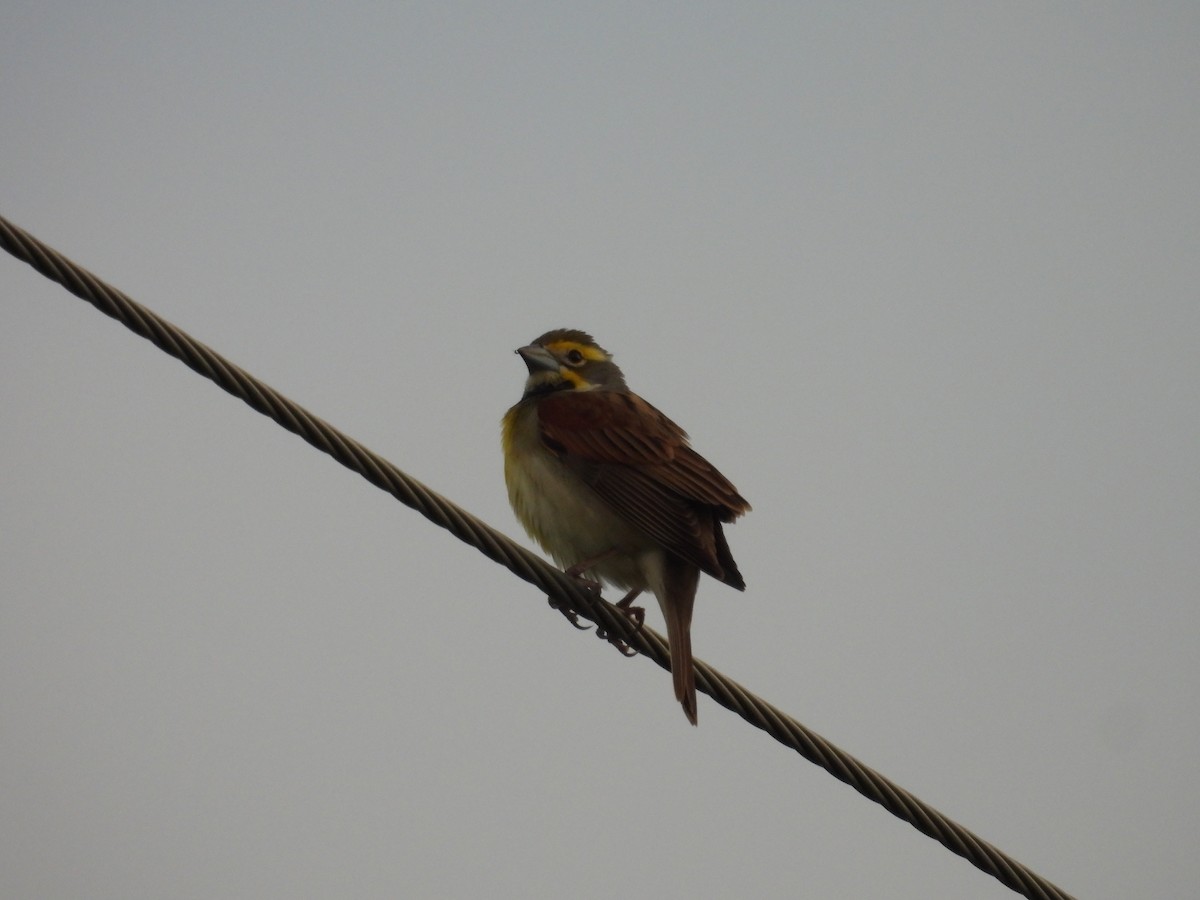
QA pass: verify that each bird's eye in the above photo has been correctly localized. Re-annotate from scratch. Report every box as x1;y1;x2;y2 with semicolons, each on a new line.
566;349;585;365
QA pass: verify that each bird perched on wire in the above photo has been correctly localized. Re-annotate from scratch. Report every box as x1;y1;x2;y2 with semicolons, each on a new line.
502;328;749;724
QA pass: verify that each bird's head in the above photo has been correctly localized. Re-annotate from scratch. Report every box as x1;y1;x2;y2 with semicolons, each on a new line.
516;329;628;397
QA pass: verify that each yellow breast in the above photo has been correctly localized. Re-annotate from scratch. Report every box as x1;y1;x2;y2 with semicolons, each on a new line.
502;401;652;592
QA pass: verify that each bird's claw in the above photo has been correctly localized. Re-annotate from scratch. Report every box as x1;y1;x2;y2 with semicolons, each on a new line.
594;618;631;652
616;597;646;630
596;599;646;656
548;566;606;631
551;567;644;655
601;633;639;657
547;595;592;630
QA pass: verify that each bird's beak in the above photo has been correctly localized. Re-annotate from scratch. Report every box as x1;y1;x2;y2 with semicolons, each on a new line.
516;345;560;374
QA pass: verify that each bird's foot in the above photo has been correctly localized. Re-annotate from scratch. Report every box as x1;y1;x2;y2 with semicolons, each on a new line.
547;594;592;630
616;592;646;629
548;564;605;631
596;589;645;657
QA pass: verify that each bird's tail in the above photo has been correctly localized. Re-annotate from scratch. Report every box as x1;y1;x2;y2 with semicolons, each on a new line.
658;562;700;725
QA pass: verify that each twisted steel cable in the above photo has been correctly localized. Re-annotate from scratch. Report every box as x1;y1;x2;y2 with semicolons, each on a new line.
2;214;1075;900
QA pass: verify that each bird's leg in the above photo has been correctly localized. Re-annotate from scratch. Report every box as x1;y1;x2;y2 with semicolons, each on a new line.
546;549;618;631
616;590;646;629
597;588;645;657
550;551;645;654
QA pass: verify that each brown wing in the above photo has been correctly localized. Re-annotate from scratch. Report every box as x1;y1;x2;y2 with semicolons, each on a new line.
537;390;749;588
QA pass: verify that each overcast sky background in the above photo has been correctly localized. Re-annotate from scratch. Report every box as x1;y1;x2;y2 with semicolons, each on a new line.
3;4;1198;898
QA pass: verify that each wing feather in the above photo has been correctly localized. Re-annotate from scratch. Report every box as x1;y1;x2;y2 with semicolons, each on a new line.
537;391;748;587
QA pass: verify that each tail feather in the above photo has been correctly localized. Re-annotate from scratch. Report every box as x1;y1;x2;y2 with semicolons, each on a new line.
667;606;697;725
658;560;700;725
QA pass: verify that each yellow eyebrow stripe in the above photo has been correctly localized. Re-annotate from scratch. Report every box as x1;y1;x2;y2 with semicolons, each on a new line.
545;340;608;362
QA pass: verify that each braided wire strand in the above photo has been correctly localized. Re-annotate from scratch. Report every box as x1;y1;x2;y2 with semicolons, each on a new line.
1;214;1075;900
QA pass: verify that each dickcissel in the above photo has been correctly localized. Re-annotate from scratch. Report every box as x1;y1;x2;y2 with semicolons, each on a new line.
502;329;749;725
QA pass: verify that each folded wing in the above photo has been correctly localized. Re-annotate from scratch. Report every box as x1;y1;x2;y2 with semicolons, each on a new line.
537;391;749;588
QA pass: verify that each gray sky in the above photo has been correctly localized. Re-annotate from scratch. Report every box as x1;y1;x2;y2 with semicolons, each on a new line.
3;4;1198;898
